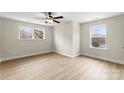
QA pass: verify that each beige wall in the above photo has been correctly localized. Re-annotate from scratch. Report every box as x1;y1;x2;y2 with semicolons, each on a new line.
1;18;53;61
81;15;124;63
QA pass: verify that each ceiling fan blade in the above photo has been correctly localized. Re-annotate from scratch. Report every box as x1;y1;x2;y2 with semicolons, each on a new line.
49;16;53;18
53;16;63;19
53;20;60;23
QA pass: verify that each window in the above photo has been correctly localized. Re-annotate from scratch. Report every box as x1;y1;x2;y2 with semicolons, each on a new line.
90;24;107;49
19;26;45;40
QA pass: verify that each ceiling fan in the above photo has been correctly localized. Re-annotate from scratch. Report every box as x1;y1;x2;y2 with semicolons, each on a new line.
35;12;64;23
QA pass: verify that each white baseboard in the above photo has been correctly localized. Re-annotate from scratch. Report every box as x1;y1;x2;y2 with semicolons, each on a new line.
1;50;53;62
1;50;123;65
53;50;80;58
72;53;80;58
53;50;73;58
81;52;124;65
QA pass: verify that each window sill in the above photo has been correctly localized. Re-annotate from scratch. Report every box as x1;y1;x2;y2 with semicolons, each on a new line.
17;38;46;40
90;47;107;50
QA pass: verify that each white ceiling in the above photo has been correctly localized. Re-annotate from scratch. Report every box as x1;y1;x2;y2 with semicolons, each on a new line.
0;12;123;26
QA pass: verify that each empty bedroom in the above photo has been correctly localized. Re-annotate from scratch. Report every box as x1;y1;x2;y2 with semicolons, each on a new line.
0;12;124;80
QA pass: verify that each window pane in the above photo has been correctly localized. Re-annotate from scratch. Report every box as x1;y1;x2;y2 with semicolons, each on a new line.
90;24;106;49
33;29;45;39
20;26;32;39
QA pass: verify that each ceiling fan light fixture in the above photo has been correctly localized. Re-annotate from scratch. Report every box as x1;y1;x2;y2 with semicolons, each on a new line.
36;12;63;24
46;19;53;23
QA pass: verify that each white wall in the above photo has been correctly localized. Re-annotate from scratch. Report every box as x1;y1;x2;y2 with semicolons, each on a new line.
53;22;73;57
81;15;124;64
72;22;80;57
1;18;53;61
0;17;2;61
53;21;80;58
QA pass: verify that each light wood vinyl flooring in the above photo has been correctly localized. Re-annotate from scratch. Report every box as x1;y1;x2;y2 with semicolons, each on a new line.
0;53;124;80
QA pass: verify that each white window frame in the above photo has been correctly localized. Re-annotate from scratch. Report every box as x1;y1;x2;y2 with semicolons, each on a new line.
90;24;107;50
